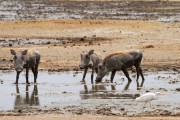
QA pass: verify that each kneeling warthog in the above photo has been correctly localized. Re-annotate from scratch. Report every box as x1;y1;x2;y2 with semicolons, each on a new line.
96;50;145;83
79;49;103;83
10;49;40;84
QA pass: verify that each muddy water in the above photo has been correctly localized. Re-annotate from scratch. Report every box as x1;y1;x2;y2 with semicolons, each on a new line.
0;0;180;22
0;70;180;115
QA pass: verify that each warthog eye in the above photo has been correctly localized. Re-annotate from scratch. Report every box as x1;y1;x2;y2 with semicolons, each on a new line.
14;56;17;60
86;55;89;58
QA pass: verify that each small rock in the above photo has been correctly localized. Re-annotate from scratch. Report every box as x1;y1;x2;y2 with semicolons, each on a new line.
89;41;93;45
18;110;22;113
46;41;50;44
144;45;154;48
158;88;168;91
176;88;180;91
120;108;125;111
172;68;178;72
146;90;150;92
9;43;12;46
80;38;85;41
62;41;66;44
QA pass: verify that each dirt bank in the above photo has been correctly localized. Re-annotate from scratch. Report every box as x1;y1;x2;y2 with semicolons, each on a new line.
0;114;180;120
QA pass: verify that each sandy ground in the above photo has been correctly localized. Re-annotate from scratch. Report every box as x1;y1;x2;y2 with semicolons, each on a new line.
0;19;179;71
0;114;180;120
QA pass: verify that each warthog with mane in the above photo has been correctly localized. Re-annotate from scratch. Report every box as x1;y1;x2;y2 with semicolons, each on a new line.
96;50;145;83
10;49;40;84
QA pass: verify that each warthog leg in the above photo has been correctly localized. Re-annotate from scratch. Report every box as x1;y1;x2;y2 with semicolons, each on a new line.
91;66;95;84
135;65;140;81
34;64;39;83
31;67;36;83
95;68;98;74
110;70;116;83
122;67;132;82
139;67;145;81
26;67;30;84
81;67;88;82
15;71;21;84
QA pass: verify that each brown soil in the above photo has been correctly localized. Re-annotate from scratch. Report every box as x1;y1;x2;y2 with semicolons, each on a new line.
0;19;179;71
0;114;180;120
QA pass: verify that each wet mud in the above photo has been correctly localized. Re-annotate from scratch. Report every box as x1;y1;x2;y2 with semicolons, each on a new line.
0;0;180;22
0;37;107;47
0;70;180;116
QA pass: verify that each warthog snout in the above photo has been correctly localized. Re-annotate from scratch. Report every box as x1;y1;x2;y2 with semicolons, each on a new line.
79;64;85;69
15;67;23;72
95;77;102;83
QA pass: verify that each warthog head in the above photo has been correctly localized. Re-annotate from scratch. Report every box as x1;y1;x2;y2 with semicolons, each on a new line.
79;49;94;69
95;64;108;83
10;49;28;73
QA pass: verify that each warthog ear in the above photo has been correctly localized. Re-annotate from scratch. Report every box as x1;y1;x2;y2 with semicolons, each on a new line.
88;49;94;55
22;50;28;55
10;49;16;55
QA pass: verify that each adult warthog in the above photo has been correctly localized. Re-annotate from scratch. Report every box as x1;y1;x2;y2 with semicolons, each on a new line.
79;49;103;83
10;49;40;84
95;50;145;83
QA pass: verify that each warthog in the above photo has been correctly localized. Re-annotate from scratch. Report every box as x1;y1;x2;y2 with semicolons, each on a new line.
95;50;145;83
79;49;103;82
10;49;40;84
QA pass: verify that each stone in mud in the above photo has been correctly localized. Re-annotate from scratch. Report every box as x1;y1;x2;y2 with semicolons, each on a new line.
18;110;22;113
172;67;179;72
96;108;111;115
158;88;168;91
75;109;83;115
80;38;85;41
160;110;172;116
46;41;51;44
62;41;66;44
89;41;93;45
120;108;125;111
144;45;154;48
176;88;180;91
9;43;12;46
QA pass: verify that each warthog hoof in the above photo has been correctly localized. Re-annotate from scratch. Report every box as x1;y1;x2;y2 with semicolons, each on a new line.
80;80;86;84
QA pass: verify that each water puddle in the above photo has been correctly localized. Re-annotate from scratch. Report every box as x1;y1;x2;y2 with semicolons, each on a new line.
0;0;179;22
0;70;180;113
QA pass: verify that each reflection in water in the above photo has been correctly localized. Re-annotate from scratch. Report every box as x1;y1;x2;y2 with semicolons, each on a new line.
80;81;141;99
0;71;180;111
123;81;131;90
14;85;40;110
124;79;144;91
